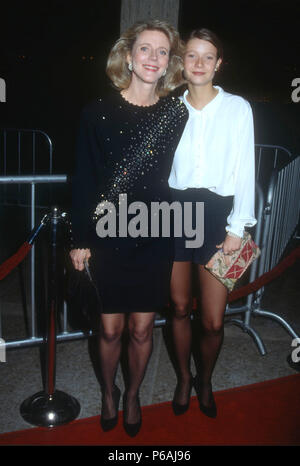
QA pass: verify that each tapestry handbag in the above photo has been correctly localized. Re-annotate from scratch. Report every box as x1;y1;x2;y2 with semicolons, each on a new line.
205;231;261;291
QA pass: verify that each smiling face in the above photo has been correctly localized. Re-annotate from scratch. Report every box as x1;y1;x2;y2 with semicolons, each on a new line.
127;29;171;86
183;38;222;87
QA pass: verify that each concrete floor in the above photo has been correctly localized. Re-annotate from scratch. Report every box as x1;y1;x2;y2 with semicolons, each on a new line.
0;239;299;435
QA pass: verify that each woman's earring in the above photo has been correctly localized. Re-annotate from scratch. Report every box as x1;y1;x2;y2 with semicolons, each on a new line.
162;68;167;77
128;62;133;72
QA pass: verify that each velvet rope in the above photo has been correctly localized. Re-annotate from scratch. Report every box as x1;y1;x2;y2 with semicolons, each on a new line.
227;245;300;303
0;214;49;281
0;242;32;280
0;238;299;305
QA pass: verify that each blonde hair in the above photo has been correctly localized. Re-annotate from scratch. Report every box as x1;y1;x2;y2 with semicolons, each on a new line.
106;19;184;96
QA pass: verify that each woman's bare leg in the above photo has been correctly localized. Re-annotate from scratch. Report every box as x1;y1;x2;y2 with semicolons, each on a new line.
125;312;156;423
196;265;228;406
170;261;193;405
99;313;125;419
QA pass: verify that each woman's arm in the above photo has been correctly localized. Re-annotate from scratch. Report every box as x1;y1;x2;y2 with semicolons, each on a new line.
226;101;257;238
70;104;104;269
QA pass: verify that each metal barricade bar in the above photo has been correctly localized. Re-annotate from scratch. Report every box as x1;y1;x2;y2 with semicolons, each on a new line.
251;155;300;338
226;156;300;354
225;182;268;355
0;177;267;353
0;144;299;354
1;129;53;175
0;175;67;341
255;144;292;182
1;129;54;209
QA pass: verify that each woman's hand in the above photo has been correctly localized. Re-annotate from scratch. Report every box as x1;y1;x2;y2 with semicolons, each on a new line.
216;234;242;266
69;248;91;271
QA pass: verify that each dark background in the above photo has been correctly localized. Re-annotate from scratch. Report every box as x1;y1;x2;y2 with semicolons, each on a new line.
1;0;300;174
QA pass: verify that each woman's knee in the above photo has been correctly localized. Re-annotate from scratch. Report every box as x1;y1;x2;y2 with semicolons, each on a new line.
201;318;224;336
128;323;153;345
101;329;122;343
100;324;123;343
172;298;191;320
100;314;125;343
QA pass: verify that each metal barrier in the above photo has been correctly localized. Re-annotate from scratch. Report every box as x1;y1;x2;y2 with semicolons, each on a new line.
224;182;266;354
0;140;299;354
0;128;54;207
0;128;53;175
0;175;67;346
250;155;300;341
255;144;292;182
225;155;300;354
0;128;64;346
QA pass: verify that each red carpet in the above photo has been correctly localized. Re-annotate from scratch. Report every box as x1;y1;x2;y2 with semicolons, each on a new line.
1;374;299;446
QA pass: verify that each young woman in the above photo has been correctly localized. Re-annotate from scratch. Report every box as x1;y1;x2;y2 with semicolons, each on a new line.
168;28;257;418
70;20;188;436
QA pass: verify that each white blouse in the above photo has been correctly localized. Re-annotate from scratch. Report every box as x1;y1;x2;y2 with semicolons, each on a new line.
168;86;257;238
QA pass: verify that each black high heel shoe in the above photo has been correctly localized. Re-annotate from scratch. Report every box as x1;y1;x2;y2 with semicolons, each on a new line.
123;393;142;437
100;385;121;432
193;375;217;418
172;377;193;416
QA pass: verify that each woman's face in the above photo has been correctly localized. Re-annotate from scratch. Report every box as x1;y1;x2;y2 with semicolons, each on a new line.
183;38;222;87
127;29;170;86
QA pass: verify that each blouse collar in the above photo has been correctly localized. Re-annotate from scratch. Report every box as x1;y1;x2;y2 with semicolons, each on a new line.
182;86;224;115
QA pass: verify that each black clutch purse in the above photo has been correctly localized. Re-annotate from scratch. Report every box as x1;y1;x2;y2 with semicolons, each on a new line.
66;260;102;332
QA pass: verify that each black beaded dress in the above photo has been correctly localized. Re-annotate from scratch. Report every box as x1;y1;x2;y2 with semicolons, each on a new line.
71;91;188;313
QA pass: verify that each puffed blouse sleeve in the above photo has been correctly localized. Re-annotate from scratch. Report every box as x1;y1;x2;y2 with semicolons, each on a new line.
226;102;257;237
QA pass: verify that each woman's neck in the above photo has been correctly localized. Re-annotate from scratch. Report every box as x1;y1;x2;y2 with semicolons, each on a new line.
121;79;159;107
186;84;218;110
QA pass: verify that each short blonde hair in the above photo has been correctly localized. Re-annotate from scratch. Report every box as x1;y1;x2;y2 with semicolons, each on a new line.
106;19;184;96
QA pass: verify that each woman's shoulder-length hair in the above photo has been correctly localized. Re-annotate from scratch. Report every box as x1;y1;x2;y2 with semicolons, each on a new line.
106;19;185;96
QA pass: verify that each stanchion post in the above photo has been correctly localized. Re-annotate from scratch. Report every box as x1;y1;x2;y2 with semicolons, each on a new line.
46;206;59;398
20;207;80;427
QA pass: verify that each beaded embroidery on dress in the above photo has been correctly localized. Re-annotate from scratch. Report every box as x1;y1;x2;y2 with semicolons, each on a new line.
93;95;187;222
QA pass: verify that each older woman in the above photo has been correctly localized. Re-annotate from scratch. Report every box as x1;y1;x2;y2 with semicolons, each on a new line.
70;20;188;436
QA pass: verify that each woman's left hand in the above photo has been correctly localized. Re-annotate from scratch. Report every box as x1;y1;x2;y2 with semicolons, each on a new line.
216;234;242;266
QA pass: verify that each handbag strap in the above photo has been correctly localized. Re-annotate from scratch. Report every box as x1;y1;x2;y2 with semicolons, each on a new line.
84;259;104;311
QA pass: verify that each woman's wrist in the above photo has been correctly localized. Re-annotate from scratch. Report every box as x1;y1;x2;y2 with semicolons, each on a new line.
227;231;243;239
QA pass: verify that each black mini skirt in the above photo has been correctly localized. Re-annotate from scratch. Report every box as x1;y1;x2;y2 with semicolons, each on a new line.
88;242;172;314
170;188;233;265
